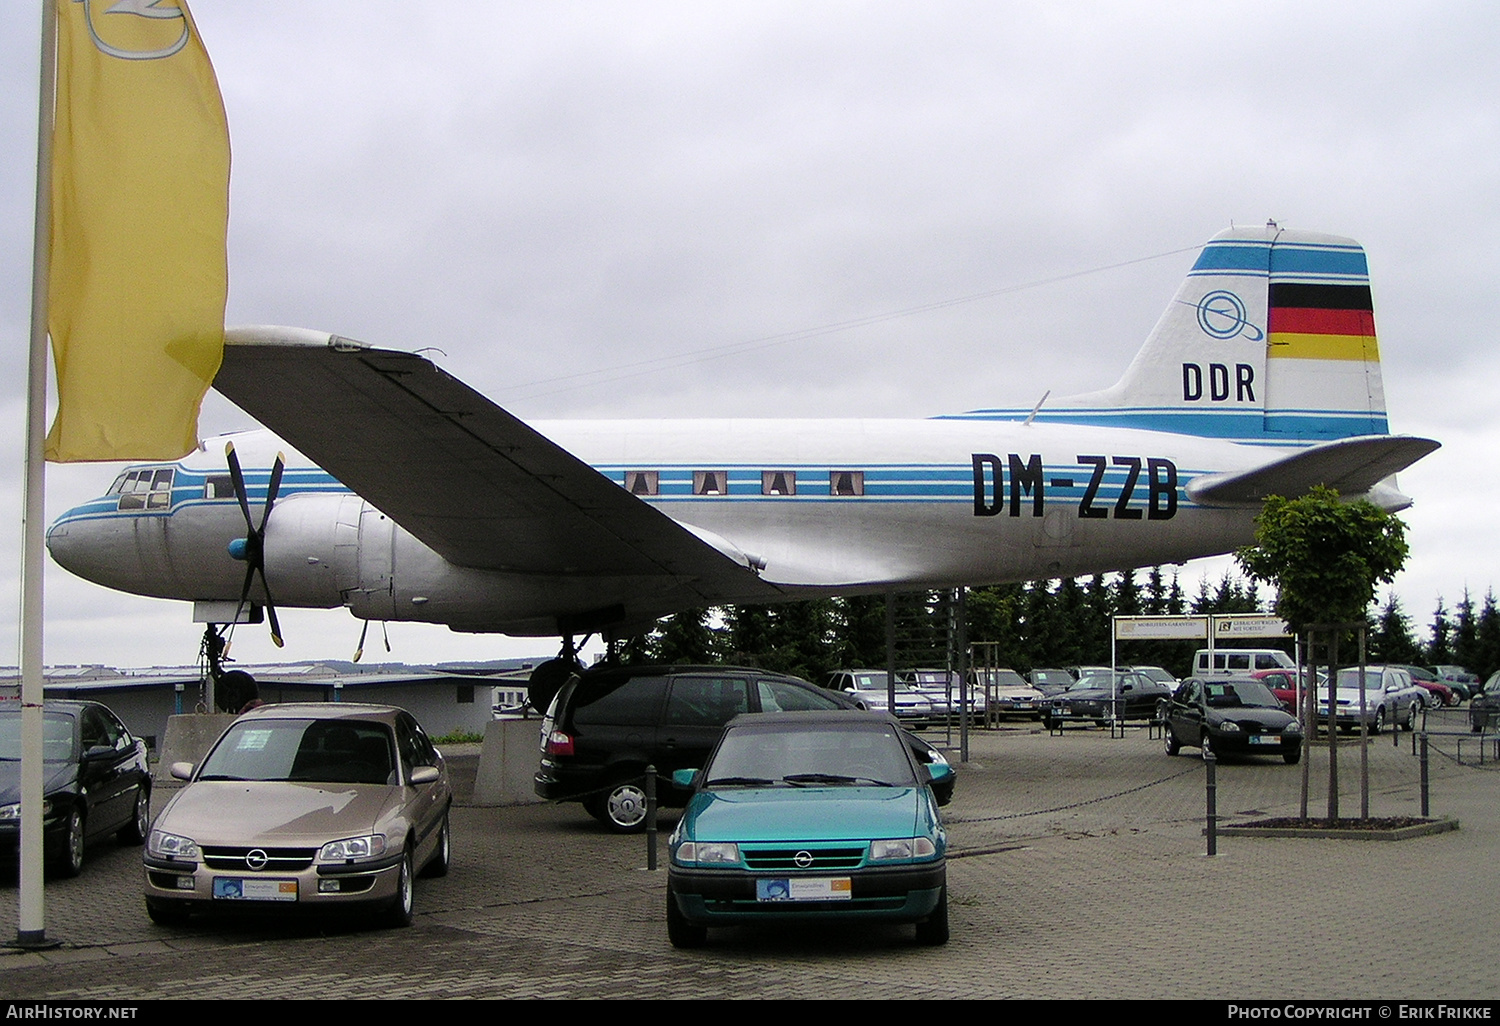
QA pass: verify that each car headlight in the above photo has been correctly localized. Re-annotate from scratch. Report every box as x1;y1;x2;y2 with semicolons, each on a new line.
1218;721;1241;732
149;830;200;860
0;798;54;820
674;841;739;866
870;837;938;861
1282;720;1303;734
317;835;388;863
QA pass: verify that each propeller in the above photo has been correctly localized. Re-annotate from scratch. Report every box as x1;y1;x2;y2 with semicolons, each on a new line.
225;441;286;647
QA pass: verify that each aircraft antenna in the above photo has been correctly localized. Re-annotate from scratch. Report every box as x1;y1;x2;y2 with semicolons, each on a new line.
1024;390;1051;426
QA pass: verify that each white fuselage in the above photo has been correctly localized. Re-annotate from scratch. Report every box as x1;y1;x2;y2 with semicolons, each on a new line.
46;417;1276;637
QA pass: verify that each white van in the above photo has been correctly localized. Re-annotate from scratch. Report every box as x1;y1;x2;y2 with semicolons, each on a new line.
1193;648;1295;676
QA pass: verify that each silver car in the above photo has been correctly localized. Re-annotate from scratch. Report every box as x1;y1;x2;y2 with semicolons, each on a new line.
1318;666;1425;733
144;704;452;928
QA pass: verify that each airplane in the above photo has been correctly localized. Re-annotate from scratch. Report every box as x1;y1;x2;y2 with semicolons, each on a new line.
45;223;1439;700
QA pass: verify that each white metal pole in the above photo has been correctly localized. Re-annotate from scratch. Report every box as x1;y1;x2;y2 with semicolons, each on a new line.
18;0;57;947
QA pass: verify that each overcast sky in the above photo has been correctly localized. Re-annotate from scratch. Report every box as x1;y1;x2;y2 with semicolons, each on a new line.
1;1;1496;671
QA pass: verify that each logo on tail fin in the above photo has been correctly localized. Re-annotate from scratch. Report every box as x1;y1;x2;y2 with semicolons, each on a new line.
1196;290;1263;341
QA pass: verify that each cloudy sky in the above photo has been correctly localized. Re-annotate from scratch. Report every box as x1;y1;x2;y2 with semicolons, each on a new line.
1;1;1496;670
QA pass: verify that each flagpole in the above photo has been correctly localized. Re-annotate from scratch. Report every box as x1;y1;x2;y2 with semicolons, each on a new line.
18;0;58;947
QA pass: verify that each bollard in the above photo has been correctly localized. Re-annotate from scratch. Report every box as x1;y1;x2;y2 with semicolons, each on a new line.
1205;747;1218;857
1419;734;1430;818
645;764;658;871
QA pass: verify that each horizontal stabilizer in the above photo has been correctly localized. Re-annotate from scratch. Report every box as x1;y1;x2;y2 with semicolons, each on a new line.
1185;435;1440;507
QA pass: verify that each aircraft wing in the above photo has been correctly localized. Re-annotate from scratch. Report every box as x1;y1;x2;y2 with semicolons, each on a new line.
1185;435;1441;507
213;327;783;604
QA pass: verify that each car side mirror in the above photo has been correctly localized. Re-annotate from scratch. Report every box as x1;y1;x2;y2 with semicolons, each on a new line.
409;765;440;785
169;761;194;780
671;768;699;790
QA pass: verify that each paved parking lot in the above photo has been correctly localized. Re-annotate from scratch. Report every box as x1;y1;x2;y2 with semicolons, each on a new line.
1;719;1496;1001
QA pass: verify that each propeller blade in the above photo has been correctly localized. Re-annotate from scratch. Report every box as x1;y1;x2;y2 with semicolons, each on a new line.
264;593;283;648
353;618;370;663
224;441;287;648
260;453;285;531
224;441;255;534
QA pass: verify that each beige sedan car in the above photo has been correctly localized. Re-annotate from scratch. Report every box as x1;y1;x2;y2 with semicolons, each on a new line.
144;704;451;928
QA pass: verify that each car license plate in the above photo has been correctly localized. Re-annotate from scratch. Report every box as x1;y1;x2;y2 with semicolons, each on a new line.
756;877;852;902
1248;735;1279;746
213;877;297;901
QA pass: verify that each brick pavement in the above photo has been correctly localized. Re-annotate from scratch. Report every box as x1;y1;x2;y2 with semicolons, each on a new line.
0;724;1495;1000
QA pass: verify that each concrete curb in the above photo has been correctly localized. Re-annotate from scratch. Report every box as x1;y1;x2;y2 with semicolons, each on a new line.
1216;816;1460;841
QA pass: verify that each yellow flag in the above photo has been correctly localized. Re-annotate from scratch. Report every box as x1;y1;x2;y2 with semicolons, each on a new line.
46;0;230;462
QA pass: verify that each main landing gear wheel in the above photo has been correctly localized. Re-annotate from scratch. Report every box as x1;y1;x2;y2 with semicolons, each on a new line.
527;657;583;715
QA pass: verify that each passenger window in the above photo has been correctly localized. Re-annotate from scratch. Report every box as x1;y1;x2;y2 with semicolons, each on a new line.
761;471;796;496
692;471;728;496
757;680;839;712
624;471;658;496
573;676;668;727
205;474;234;499
829;470;864;496
664;677;749;726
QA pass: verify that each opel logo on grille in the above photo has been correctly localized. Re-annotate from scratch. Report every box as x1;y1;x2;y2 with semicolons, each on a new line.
245;849;269;871
793;850;814;868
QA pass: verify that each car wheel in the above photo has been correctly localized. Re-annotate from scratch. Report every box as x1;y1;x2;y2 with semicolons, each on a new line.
53;807;85;878
145;898;190;927
666;890;707;948
1369;707;1384;734
384;848;414;928
601;783;649;834
421;810;451;878
914;885;949;946
1200;733;1213;761
118;786;150;846
1403;702;1418;732
1164;728;1181;757
1283;745;1302;765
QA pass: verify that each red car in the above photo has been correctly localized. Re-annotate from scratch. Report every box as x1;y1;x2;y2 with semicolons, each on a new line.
1251;668;1303;715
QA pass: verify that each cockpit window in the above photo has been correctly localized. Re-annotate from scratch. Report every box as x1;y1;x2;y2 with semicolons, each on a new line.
117;468;174;510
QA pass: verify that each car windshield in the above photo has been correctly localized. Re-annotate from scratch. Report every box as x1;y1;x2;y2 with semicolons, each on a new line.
197;718;397;785
0;712;76;762
1202;681;1281;709
1335;670;1388;690
706;723;916;788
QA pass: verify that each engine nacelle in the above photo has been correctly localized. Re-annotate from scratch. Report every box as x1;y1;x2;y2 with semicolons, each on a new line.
261;493;364;608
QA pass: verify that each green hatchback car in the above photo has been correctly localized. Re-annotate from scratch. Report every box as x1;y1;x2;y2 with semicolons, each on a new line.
666;712;952;948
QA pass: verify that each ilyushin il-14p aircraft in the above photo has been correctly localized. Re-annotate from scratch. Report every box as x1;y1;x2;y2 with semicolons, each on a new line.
47;223;1439;692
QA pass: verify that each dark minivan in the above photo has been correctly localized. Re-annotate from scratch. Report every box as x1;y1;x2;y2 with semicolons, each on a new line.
534;665;864;832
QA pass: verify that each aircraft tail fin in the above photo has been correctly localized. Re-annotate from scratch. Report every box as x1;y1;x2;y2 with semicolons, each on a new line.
953;224;1391;444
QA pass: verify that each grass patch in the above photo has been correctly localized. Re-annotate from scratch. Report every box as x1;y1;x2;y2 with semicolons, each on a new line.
432;729;485;745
